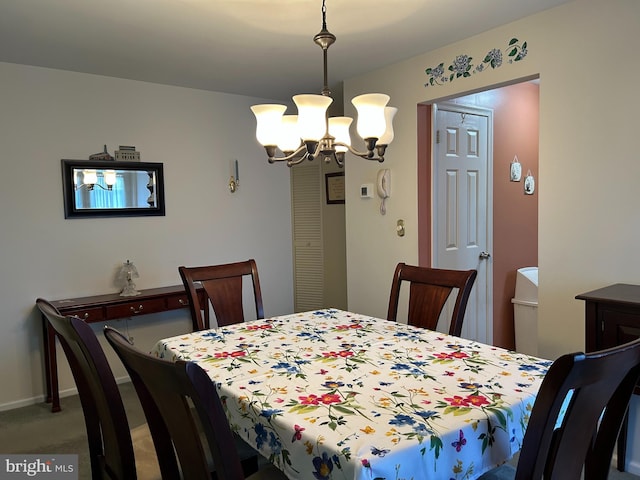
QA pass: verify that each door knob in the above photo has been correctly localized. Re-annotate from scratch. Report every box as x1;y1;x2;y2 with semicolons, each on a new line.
479;251;491;259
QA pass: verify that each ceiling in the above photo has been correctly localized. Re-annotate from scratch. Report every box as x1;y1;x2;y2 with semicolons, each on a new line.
0;0;570;102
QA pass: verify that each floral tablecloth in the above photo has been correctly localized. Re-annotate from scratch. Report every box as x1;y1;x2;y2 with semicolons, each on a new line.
151;309;550;480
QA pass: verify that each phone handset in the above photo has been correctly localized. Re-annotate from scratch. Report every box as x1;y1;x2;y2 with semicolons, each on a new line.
377;169;390;215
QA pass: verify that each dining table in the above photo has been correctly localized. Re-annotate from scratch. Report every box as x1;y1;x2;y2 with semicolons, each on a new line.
151;308;550;480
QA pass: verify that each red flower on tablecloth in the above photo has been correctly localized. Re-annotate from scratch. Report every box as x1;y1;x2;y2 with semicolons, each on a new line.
214;350;246;358
319;393;341;405
444;395;470;407
434;351;470;360
246;324;273;330
335;323;363;330
322;350;354;358
466;394;490;407
299;394;321;405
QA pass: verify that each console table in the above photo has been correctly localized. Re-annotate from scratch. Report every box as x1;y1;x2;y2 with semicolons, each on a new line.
576;283;640;472
42;284;203;412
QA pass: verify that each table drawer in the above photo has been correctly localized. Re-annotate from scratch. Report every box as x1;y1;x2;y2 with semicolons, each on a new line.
64;306;105;323
166;294;191;310
105;298;167;319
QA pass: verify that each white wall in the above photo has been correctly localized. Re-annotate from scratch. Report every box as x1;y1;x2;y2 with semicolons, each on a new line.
344;0;640;470
0;62;294;409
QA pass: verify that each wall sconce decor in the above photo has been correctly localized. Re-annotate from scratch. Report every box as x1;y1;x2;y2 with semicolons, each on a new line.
524;170;535;195
229;159;239;193
510;155;522;182
117;260;140;297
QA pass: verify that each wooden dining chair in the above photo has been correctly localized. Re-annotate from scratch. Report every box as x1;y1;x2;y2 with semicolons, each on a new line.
386;262;477;336
179;259;264;331
478;337;640;480
35;298;160;480
104;326;287;480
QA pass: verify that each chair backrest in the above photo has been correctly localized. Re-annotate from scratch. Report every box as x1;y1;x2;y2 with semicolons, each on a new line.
514;337;640;480
179;259;264;331
35;298;137;480
104;326;248;480
386;262;477;336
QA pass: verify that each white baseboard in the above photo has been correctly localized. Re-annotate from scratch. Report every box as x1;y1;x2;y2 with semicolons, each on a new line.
0;376;132;412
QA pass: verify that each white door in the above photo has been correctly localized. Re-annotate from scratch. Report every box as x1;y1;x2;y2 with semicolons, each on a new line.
434;103;493;344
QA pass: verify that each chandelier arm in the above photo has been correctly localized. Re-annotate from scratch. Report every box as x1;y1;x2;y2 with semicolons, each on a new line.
333;141;386;162
264;145;307;164
75;183;112;191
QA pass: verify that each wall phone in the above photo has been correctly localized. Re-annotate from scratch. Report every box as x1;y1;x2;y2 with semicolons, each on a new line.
377;168;390;214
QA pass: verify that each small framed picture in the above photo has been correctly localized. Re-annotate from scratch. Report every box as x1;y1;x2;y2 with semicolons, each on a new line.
325;172;345;204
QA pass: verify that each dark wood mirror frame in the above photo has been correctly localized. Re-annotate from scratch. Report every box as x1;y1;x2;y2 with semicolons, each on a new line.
61;159;165;218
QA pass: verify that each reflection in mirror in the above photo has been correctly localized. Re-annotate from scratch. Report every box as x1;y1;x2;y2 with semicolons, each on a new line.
62;159;165;218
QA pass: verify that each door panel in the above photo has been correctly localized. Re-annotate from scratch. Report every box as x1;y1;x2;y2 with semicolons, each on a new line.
435;104;493;344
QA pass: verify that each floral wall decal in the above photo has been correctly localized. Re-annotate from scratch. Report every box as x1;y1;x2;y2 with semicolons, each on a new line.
424;38;528;87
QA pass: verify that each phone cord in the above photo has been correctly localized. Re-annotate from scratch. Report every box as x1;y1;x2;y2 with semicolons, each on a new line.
380;198;387;215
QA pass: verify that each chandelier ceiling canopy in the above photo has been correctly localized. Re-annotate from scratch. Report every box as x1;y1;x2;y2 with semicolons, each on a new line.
250;0;397;167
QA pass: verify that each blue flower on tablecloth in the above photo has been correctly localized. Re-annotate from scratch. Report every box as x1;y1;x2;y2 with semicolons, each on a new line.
391;363;412;371
459;382;483;390
268;431;282;454
312;451;334;480
272;361;300;374
394;331;412;338
313;310;337;318
323;381;344;389
389;414;416;426
413;423;431;435
255;423;268;449
518;364;540;371
297;331;324;342
416;410;438;421
260;408;284;420
201;331;224;341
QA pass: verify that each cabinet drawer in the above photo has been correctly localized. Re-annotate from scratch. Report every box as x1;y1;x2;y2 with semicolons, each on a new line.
166;294;191;310
105;298;167;319
64;307;105;323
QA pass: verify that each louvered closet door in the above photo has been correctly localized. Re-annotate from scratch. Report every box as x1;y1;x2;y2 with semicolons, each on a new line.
291;163;324;312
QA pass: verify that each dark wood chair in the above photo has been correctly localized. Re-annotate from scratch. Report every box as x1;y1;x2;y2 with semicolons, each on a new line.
35;298;159;480
179;259;264;331
104;326;287;480
478;337;640;480
386;262;477;336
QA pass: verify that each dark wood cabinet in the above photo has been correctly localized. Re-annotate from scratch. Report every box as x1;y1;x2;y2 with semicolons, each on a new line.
576;283;640;472
42;285;203;412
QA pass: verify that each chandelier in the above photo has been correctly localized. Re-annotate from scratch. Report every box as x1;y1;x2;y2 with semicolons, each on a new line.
250;0;397;167
74;169;117;191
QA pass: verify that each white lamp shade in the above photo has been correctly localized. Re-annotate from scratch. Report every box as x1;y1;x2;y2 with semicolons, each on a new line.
351;93;389;140
277;115;302;152
82;169;97;185
328;116;352;153
251;104;287;146
103;170;117;186
377;106;398;145
293;94;332;142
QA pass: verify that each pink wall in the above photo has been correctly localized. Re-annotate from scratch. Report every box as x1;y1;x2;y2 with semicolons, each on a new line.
418;81;539;349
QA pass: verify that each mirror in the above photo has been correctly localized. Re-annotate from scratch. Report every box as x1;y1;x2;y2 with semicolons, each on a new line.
61;159;165;218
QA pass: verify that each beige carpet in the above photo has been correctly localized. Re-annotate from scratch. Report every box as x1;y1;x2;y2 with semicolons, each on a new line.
0;382;147;479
